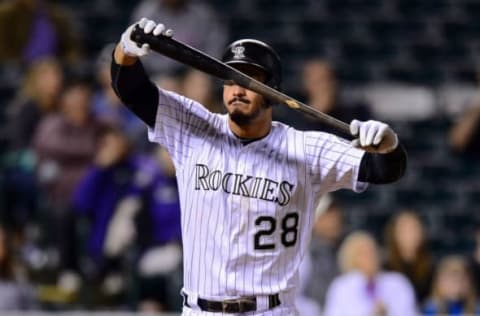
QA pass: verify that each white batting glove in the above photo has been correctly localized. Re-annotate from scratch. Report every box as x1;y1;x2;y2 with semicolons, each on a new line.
120;17;173;57
350;119;399;153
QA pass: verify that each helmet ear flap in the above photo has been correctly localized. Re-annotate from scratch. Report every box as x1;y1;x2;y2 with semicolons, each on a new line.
222;39;282;90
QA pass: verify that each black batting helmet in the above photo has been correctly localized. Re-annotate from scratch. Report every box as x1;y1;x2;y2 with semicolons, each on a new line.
222;39;282;89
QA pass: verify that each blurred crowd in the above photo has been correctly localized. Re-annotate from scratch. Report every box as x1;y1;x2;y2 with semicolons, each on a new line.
0;0;224;312
296;197;480;316
1;0;480;315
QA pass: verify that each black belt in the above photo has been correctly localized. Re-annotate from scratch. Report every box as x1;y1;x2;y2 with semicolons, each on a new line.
182;291;281;313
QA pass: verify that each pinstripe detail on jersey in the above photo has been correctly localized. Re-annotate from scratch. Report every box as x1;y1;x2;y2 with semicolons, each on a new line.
148;88;367;298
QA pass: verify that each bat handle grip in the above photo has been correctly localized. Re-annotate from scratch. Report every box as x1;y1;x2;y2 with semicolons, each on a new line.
130;24;174;47
131;25;150;46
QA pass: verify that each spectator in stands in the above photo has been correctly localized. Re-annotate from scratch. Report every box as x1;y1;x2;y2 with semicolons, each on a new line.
34;79;102;211
448;95;480;158
0;0;82;64
1;57;63;237
301;194;344;309
422;255;480;315
0;224;36;310
71;128;182;310
182;69;224;113
69;126;143;301
448;72;480;159
274;59;371;138
130;0;227;76
135;146;182;312
33;80;103;285
323;231;417;316
92;43;148;149
383;210;434;306
5;57;63;151
152;72;183;95
469;224;480;295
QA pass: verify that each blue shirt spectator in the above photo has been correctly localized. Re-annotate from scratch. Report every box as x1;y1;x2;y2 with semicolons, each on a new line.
423;300;480;316
422;256;480;316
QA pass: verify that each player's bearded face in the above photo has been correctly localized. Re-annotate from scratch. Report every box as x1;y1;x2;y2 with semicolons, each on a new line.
223;66;269;126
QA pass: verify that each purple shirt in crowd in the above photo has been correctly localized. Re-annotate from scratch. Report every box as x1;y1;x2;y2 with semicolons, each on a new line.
72;155;181;261
23;6;58;63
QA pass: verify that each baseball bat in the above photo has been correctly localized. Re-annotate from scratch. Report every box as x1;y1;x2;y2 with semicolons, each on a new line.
130;26;352;136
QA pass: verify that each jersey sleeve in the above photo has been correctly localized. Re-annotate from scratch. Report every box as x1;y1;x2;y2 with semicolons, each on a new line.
304;131;368;194
147;88;215;167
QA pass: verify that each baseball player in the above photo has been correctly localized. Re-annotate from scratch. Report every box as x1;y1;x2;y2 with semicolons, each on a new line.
111;18;407;315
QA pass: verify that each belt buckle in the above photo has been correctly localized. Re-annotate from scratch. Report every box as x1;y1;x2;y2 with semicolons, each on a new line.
222;300;240;313
236;297;257;313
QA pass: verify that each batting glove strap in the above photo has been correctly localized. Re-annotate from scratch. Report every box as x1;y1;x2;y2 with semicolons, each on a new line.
350;119;399;154
120;18;173;57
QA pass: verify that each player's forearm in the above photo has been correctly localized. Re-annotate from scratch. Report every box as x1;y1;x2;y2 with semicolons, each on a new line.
358;143;407;184
111;46;158;128
113;43;138;66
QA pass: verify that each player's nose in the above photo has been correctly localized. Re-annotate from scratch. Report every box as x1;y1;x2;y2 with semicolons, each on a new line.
232;84;246;96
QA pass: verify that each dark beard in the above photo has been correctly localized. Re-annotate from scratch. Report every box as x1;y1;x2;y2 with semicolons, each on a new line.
227;99;269;126
229;110;258;126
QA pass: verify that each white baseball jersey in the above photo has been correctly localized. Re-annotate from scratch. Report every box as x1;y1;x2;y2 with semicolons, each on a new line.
148;88;367;313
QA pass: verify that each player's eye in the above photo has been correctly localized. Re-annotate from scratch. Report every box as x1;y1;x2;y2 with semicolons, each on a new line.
223;80;235;86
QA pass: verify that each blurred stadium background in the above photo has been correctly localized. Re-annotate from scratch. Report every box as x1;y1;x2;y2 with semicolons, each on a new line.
1;0;480;315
